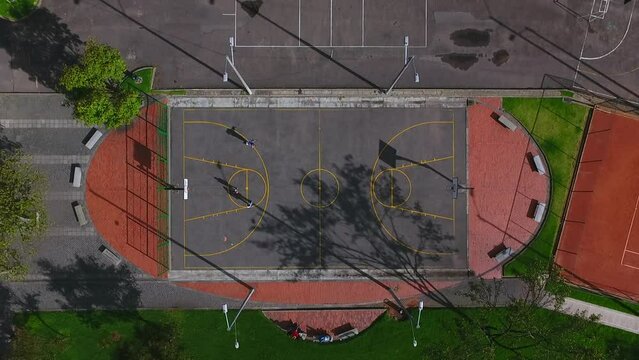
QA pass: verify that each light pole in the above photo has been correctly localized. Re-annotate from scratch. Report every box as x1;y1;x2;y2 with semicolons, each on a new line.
223;304;240;350
416;300;424;329
222;304;230;329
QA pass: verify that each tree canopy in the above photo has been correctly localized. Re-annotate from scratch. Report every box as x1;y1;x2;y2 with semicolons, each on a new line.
425;262;611;360
0;149;47;280
60;39;142;129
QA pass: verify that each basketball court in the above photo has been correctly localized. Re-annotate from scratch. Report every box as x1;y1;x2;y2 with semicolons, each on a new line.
556;108;639;300
168;107;467;274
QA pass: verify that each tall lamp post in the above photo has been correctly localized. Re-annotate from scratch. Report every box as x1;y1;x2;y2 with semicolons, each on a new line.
416;300;424;329
222;304;240;349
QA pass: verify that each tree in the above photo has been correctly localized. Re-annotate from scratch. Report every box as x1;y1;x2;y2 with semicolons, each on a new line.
425;261;608;359
9;327;66;360
0;149;47;280
115;320;189;360
59;39;142;129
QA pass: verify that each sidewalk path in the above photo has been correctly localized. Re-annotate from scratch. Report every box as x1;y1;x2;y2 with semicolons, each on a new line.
556;297;639;334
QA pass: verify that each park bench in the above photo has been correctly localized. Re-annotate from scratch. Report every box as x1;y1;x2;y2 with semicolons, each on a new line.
494;247;513;263
533;202;546;223
72;165;82;188
532;154;546;175
99;245;122;266
491;112;518;131
84;128;103;149
335;327;359;341
488;243;513;263
72;201;88;226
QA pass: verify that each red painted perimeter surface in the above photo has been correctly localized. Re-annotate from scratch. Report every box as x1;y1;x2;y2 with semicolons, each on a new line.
263;309;385;337
177;280;460;305
556;109;639;301
86;104;165;277
468;98;550;279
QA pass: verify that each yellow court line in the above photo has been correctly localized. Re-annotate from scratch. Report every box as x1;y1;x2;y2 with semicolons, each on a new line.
183;156;252;171
370;121;456;254
181;119;271;258
452;114;456;236
185;207;249;222
393;207;455;221
182;112;187;269
392;155;454;171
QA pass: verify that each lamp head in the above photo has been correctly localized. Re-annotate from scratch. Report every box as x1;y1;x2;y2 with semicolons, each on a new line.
419;300;424;310
222;304;228;313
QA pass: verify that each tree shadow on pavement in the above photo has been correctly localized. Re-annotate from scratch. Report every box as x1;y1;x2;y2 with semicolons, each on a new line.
0;8;82;90
36;255;142;327
0;126;22;153
253;155;460;307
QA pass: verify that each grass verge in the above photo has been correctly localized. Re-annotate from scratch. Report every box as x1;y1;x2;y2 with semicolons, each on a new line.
152;89;188;95
502;97;590;276
0;0;38;20
123;66;155;94
12;308;639;359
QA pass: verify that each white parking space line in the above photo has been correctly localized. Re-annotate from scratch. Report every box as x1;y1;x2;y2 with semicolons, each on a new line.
232;0;429;49
425;0;428;46
361;0;365;46
330;0;333;46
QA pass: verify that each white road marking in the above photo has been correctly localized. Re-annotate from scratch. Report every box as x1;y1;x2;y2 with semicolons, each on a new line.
361;0;365;46
234;45;429;49
425;0;428;46
581;0;636;61
330;0;333;47
299;0;302;46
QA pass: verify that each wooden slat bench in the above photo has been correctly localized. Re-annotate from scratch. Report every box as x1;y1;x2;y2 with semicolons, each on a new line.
72;165;82;188
99;245;122;266
533;202;546;223
84;128;103;149
532;154;546;175
72;201;88;226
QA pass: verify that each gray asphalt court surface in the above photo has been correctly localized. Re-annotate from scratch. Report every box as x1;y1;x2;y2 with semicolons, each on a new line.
1;0;639;102
170;107;467;271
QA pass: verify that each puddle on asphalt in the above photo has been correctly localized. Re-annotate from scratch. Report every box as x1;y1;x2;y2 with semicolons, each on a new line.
450;29;491;47
439;53;479;70
491;49;510;66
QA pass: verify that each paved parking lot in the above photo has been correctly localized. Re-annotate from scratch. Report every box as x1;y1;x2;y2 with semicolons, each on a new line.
1;0;638;101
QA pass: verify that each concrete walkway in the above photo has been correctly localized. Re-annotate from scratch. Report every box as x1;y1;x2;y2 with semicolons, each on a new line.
557;297;639;334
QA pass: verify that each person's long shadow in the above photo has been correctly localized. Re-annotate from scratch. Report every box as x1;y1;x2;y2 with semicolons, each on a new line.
0;8;82;90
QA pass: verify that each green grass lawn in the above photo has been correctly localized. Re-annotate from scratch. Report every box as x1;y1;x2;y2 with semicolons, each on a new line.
0;0;38;20
12;308;639;359
502;97;590;276
123;67;155;94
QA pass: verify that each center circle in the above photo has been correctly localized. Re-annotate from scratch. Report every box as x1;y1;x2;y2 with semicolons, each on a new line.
300;168;340;208
372;168;412;208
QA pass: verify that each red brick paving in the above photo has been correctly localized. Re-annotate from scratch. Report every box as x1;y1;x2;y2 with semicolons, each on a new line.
263;309;385;337
176;280;460;305
468;98;550;279
556;108;639;301
85;104;166;277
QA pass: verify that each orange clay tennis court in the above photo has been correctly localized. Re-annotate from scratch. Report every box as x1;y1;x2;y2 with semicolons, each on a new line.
556;108;639;301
